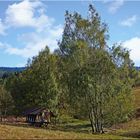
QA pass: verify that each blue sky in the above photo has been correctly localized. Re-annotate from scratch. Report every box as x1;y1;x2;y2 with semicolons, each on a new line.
0;0;140;67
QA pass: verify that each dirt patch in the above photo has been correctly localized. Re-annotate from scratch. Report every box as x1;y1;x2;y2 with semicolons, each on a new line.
120;131;140;138
0;116;25;123
136;108;140;118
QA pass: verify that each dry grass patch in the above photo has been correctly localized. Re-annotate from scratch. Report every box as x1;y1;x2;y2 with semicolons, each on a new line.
0;124;129;139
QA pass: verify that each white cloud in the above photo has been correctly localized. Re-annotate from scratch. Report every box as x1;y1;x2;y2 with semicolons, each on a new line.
4;24;63;58
0;42;10;49
122;37;140;65
0;19;6;35
120;15;137;27
5;37;57;58
16;62;27;67
5;0;54;32
49;25;63;37
0;42;4;48
0;0;63;58
104;0;124;14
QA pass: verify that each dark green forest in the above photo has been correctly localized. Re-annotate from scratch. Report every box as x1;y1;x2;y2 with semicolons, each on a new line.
0;5;140;134
0;67;25;78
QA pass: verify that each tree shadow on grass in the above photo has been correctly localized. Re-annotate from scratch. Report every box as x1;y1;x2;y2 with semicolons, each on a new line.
50;123;92;134
119;131;140;139
0;121;92;134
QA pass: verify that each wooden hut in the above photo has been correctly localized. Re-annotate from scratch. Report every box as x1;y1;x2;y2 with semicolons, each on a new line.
23;107;55;126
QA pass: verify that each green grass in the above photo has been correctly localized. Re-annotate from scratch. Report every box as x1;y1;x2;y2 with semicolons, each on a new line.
0;87;140;139
0;116;139;139
0;123;130;139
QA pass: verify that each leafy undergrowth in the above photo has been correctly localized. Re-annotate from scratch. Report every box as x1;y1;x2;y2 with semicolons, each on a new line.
108;87;140;139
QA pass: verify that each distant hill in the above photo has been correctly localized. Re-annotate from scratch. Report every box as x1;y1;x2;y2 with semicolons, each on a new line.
135;66;140;71
0;67;26;72
0;67;26;78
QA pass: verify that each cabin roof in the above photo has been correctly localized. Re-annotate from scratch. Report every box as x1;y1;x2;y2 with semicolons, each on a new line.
23;107;46;116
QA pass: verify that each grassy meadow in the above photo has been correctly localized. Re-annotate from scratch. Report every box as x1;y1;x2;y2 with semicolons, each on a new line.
0;87;140;139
